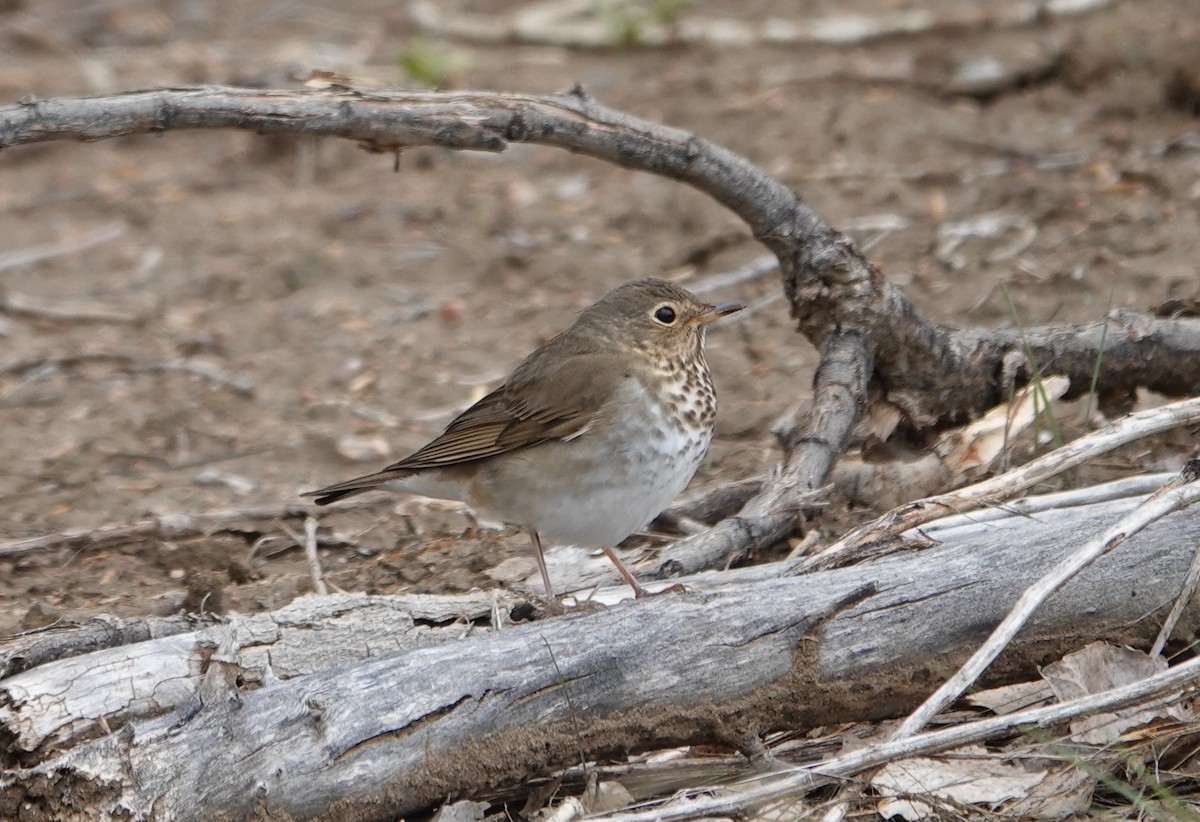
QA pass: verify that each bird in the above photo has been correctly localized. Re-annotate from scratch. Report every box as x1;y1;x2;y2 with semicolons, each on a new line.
305;278;745;613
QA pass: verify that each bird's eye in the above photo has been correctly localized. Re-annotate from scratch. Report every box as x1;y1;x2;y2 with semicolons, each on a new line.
653;304;677;325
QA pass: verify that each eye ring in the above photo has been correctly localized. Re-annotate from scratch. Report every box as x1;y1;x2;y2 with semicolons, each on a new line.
653;304;677;325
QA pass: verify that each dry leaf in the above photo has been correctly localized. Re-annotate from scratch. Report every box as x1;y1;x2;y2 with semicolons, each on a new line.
936;375;1069;475
1040;641;1193;744
967;680;1054;715
860;401;904;442
430;799;488;822
583;780;634;814
1007;764;1096;819
873;745;1045;820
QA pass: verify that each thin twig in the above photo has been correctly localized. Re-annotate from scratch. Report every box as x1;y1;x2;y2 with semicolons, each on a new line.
1;352;136;376
2;291;140;323
593;655;1200;822
304;517;329;596
799;396;1200;572
0;221;126;272
0;353;254;397
1152;490;1200;657
892;460;1200;740
138;358;255;398
0;498;386;559
410;0;1115;48
913;471;1177;541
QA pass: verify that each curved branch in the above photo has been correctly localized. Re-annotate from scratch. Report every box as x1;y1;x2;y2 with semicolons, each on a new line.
7;85;1199;424
0;85;989;427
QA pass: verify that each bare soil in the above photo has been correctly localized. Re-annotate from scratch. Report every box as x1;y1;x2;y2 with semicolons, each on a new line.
1;0;1198;634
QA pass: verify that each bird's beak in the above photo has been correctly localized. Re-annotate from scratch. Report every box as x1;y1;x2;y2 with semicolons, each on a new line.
692;300;747;326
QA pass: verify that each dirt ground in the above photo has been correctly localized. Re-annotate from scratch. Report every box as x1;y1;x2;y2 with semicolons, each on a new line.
0;0;1198;634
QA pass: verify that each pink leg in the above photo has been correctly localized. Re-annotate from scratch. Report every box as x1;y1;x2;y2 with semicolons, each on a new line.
602;546;652;598
529;528;565;615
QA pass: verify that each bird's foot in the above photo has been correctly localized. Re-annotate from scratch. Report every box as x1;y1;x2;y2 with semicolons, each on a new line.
539;596;606;617
631;581;688;599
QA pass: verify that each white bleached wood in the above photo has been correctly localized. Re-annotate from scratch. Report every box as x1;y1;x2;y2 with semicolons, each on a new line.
894;468;1200;739
0;593;503;752
803;396;1200;571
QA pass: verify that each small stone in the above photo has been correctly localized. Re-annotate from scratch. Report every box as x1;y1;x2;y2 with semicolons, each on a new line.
20;602;64;630
439;297;465;323
485;556;537;584
336;434;392;463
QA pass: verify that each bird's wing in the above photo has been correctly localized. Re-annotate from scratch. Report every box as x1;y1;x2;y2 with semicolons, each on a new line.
305;343;627;504
392;349;627;469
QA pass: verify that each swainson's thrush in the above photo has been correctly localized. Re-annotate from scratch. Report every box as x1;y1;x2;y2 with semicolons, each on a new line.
306;278;745;611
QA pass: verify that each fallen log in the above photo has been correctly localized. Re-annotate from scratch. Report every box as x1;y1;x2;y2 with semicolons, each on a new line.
2;498;1197;821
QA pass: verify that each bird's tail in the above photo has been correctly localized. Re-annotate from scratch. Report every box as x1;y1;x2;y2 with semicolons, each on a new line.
302;469;410;506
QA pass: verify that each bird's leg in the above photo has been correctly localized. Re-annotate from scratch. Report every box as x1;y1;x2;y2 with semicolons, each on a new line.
603;546;688;600
602;546;654;598
529;528;565;615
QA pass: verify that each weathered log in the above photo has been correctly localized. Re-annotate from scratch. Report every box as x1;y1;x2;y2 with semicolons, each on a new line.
0;592;506;754
2;501;1197;821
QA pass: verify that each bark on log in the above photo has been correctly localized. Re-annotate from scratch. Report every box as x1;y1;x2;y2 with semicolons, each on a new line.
0;613;221;681
0;592;508;755
2;502;1197;821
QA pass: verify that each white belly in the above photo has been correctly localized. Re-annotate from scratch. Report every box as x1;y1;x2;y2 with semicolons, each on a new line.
399;382;712;546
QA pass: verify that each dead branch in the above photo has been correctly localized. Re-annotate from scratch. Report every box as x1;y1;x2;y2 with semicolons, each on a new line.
595;654;1200;822
0;499;383;560
661;476;767;526
0;613;222;680
800;395;1200;572
963;308;1200;406
0;593;505;756
409;0;1114;49
4;85;1200;582
5;85;1196;435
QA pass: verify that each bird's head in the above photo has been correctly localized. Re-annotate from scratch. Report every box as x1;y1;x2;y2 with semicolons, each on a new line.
577;278;745;361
